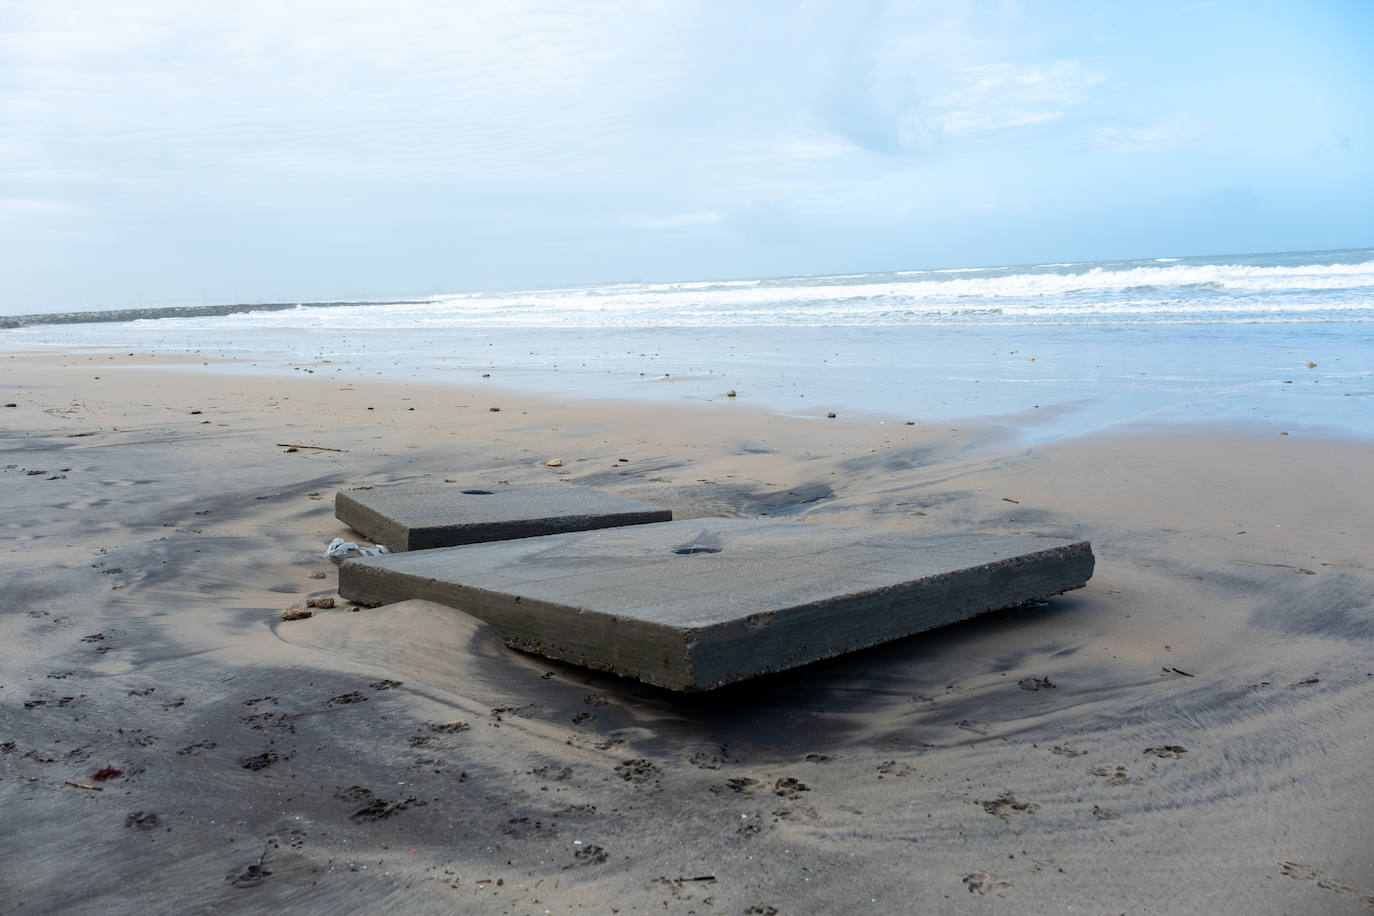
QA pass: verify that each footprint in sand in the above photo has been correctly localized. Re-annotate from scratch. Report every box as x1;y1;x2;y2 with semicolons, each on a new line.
1090;765;1131;784
1051;745;1087;757
529;764;573;782
343;788;424;822
1279;861;1374;907
1143;745;1188;759
504;816;556;839
326;691;367;706
226;830;309;888
241;711;295;733
690;745;735;769
239;751;280;771
980;793;1040;817
573;844;608;865
559;803;596;816
490;704;534;722
226;861;271;888
408;757;445;774
125;811;161;830
772;805;819;822
963;872;1013;895
616;758;662;787
424;720;470;734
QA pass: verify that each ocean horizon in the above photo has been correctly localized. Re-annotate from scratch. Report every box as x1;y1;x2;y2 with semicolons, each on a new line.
5;247;1372;442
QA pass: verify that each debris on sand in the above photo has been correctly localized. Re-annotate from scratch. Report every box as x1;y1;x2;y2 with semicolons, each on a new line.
323;537;389;559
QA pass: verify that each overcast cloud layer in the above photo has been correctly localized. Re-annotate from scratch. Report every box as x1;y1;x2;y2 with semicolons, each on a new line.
2;0;1371;312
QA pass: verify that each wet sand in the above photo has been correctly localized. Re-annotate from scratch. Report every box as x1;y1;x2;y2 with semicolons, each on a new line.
2;349;1372;914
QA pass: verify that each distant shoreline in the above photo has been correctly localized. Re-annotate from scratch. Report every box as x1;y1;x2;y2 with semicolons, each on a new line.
0;299;426;330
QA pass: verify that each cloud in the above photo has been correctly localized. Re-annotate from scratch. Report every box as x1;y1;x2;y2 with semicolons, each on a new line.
0;1;706;193
1092;114;1201;152
0;1;1109;215
933;61;1106;134
15;0;1354;312
783;3;1107;157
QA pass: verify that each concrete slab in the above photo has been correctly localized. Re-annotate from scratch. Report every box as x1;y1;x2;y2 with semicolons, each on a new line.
339;518;1094;691
335;483;672;551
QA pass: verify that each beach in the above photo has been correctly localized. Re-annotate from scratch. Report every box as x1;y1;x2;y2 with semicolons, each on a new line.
2;347;1372;914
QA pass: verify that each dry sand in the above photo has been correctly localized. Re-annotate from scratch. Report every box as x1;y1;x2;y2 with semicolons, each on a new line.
2;349;1372;914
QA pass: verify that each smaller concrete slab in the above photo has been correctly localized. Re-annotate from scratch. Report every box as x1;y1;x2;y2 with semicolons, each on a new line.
339;518;1094;691
336;483;672;552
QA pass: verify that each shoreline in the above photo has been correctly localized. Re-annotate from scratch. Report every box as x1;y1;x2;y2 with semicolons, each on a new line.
3;349;1372;913
5;333;1370;447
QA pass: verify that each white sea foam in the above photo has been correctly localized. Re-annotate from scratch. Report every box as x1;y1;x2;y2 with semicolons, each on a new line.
929;266;1003;274
639;278;763;292
104;254;1374;332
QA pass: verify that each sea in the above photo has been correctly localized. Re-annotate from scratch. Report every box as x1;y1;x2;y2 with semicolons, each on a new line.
6;248;1373;441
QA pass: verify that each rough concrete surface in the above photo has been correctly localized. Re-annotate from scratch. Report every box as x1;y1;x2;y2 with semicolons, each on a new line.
335;482;672;551
340;518;1094;690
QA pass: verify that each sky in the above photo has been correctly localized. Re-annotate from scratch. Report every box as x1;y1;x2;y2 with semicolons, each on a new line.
1;0;1372;314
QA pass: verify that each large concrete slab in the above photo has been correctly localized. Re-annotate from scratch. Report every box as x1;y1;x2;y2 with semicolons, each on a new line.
339;518;1094;691
335;483;672;552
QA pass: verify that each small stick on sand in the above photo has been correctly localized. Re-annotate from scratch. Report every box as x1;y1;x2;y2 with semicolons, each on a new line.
63;781;102;791
275;443;348;452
